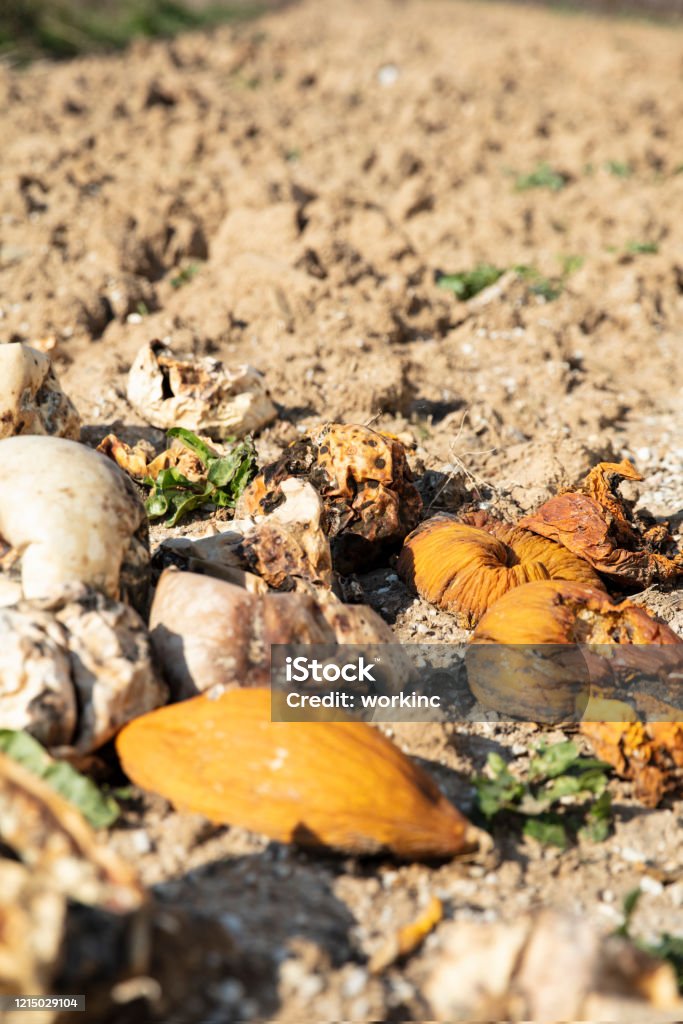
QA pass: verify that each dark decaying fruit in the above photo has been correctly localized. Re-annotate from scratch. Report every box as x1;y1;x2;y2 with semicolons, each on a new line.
237;423;422;573
520;460;683;587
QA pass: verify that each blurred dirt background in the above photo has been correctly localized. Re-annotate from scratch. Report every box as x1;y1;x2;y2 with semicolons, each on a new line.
1;0;682;1020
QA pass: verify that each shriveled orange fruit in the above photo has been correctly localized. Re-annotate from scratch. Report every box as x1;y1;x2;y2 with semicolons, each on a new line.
238;423;422;573
467;580;682;722
396;516;602;627
520;460;683;587
581;722;683;807
116;687;482;861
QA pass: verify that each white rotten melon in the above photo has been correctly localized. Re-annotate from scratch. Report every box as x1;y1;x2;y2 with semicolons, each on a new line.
0;436;149;606
0;342;81;440
0;594;167;753
126;339;276;439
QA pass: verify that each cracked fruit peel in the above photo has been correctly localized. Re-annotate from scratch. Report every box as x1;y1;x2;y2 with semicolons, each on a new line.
126;339;276;440
520;460;683;587
116;687;482;860
397;516;602;627
238;422;422;573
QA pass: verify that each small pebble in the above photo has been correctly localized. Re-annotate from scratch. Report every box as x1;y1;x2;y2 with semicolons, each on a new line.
342;967;368;999
130;829;153;855
377;64;400;86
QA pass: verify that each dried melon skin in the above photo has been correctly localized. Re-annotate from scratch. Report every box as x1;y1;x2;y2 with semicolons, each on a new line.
397;516;603;627
520;460;683;587
238;422;422;573
116;687;482;861
0;435;148;606
0;593;166;755
126;339;276;439
149;568;412;701
467;580;683;723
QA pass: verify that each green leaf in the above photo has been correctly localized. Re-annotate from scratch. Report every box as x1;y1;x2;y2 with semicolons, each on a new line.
616;888;642;937
145;488;170;518
166;427;215;466
626;240;659;255
166;486;215;527
170;262;200;289
473;752;525;818
436;264;503;301
515;162;568;192
0;729;119;829
578;791;612;843
606;160;633;179
141;433;256;525
524;816;568;849
528;741;580;780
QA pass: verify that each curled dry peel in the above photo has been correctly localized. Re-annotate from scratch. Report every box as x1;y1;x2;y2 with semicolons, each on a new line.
149;568;409;700
0;435;149;608
467;580;682;722
0;592;166;753
238;422;422;572
397;515;603;627
581;722;683;807
520;460;683;586
0;342;80;441
126;339;276;439
116;686;483;860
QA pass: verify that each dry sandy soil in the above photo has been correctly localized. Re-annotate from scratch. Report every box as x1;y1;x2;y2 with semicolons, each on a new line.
1;0;683;1020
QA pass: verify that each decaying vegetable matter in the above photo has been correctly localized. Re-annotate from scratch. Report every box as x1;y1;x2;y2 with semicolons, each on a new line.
467;580;682;721
126;339;277;439
149;568;408;699
116;687;484;860
0;593;166;753
161;477;333;592
238;422;422;573
581;721;683;807
0;342;81;441
397;515;602;627
0;436;149;608
99;426;257;526
424;909;682;1021
0;753;147;1015
521;459;683;586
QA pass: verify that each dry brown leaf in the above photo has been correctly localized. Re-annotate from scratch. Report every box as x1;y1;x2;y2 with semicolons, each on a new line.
116;687;484;861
